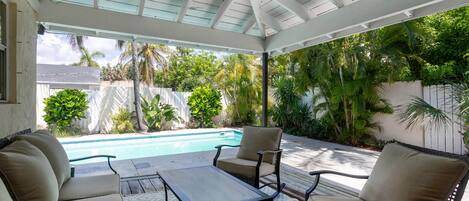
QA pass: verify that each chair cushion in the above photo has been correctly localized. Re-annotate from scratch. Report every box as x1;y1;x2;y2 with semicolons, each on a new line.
237;126;282;164
14;130;71;188
0;140;59;201
0;177;13;201
310;196;363;201
59;174;120;201
75;194;123;201
216;158;276;178
360;143;468;201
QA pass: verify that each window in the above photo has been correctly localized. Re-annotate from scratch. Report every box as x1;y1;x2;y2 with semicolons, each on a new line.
0;0;7;101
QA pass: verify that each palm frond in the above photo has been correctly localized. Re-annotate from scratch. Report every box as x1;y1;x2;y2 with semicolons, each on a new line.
398;96;450;129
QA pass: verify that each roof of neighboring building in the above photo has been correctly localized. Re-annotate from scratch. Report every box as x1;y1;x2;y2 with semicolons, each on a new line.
37;64;100;85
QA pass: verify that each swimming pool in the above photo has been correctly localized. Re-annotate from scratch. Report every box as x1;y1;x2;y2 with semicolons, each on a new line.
61;129;242;164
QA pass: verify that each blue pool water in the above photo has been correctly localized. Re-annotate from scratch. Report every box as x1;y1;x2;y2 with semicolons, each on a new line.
61;130;242;164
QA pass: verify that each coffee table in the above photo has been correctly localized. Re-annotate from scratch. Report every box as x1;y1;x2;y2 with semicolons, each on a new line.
158;166;274;201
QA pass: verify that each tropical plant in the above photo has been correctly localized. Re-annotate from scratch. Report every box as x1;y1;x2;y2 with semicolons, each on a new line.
101;63;131;81
215;54;262;125
141;94;180;131
43;89;88;131
120;42;170;85
399;83;468;143
272;77;326;137
67;34;86;51
288;22;424;145
155;48;220;91
72;47;105;67
187;85;222;128
111;107;135;133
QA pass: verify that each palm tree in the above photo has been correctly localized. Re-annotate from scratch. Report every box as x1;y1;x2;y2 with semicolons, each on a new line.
215;54;262;125
117;41;170;131
67;34;86;51
72;47;105;67
120;42;169;85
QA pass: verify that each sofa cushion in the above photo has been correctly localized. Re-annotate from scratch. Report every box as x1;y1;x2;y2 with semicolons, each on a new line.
59;174;120;201
310;196;363;201
75;194;123;201
237;126;282;164
216;158;275;178
360;143;468;201
14;130;71;188
0;140;59;201
0;177;13;201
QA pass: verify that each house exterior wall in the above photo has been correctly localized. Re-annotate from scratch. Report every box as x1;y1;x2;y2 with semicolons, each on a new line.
0;0;37;137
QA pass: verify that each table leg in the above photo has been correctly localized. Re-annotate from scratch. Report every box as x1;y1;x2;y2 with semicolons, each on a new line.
164;182;168;201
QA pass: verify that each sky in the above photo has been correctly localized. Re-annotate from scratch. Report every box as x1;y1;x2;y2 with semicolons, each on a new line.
37;33;122;67
37;33;229;67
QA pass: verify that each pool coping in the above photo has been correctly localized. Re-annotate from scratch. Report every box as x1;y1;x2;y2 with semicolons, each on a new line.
59;128;242;144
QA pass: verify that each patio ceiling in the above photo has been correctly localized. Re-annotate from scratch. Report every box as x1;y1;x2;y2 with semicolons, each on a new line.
38;0;469;55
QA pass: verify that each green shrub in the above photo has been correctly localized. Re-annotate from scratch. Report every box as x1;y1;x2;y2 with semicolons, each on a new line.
111;107;135;133
142;95;180;131
272;77;326;138
422;62;457;85
187;85;222;127
43;89;88;132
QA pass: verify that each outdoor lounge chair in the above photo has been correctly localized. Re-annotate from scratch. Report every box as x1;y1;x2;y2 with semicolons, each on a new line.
305;142;469;201
213;126;283;192
0;129;122;201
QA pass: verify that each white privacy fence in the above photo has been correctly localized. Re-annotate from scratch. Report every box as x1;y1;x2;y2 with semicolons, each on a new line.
37;83;192;133
423;85;465;154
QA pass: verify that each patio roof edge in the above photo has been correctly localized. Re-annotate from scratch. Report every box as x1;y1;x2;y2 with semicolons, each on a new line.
38;0;265;54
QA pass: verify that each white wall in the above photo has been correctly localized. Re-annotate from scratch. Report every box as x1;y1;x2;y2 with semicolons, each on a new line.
0;0;37;137
372;81;424;146
36;81;192;133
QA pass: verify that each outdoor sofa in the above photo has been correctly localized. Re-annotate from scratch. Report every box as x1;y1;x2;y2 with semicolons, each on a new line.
213;126;283;192
305;142;469;201
0;129;122;201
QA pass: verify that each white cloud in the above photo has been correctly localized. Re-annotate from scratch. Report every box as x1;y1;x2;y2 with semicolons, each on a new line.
37;33;122;67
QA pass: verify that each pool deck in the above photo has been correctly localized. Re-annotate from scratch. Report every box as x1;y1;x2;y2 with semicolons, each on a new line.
72;130;384;200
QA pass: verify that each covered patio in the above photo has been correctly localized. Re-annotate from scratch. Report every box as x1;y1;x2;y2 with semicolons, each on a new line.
37;0;469;127
0;0;468;201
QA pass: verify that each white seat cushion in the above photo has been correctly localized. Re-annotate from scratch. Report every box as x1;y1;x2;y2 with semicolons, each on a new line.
216;158;276;178
14;130;71;188
59;174;120;201
0;140;59;201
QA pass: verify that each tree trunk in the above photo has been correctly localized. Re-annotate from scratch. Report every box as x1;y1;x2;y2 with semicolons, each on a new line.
131;42;147;132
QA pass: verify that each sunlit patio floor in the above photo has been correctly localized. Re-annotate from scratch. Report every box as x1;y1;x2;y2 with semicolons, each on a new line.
73;134;382;200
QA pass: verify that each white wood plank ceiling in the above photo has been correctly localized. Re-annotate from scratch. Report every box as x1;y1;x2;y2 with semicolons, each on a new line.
40;0;469;55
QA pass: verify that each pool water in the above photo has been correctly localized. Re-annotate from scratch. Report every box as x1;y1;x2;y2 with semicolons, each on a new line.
62;130;242;164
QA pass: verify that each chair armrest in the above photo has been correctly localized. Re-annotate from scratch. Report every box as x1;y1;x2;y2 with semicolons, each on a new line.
256;149;283;165
309;170;369;179
69;155;117;176
213;145;241;166
305;170;369;201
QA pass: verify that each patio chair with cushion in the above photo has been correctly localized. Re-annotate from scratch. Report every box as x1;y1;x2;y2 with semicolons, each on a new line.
305;142;469;201
0;129;122;201
213;126;283;191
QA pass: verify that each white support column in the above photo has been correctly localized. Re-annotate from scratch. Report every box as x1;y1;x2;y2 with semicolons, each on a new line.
93;0;98;8
211;0;234;28
178;0;192;23
274;0;310;22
